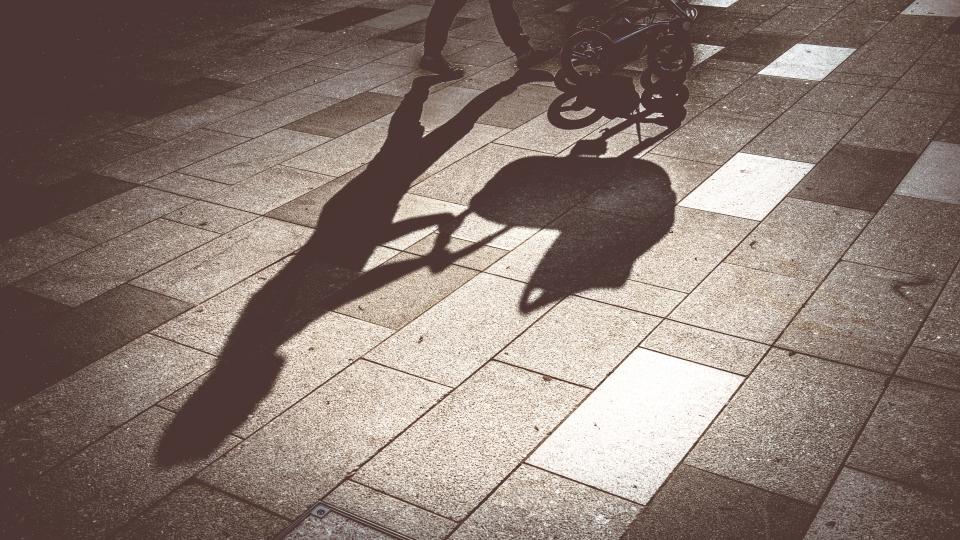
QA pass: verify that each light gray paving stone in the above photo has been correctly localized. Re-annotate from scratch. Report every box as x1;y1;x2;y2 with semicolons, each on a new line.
419;85;483;130
165;201;256;233
412;143;546;206
806;467;960;540
51;131;163;172
844;194;960;280
897;347;960;391
324;481;456;540
496;112;607;154
452;464;640;540
210;50;316;84
199;361;447;518
895;141;960;204
417;123;509;180
642;319;770;376
0;335;214;480
0;227;93;286
903;0;960;17
161;311;391;436
529;348;742;503
679;153;815;221
727;198;872;282
576;280;686;317
285;513;390;540
204;165;334;214
301;62;412;99
779;261;942;372
651;109;770;165
497;296;659;387
226;64;344;102
148;171;229;198
125;95;259;140
759;43;856;80
314;39;412;70
285;119;389;177
50;186;192;243
362;4;432;29
12;407;238;540
672;263;818;344
744;107;860;163
209;93;339;137
132;217;312;303
100;129;247;184
916;265;960;356
405;232;508;271
335;252;478;329
630;207;756;293
686;349;886;504
113;482;289;540
356;361;588;520
366;273;555;385
182;129;328;184
848;377;960;497
19;219;217;306
380;193;465;250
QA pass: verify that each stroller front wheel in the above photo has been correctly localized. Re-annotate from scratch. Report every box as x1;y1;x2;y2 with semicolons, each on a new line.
561;30;614;83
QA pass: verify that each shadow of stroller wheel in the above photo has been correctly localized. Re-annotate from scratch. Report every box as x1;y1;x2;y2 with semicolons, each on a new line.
547;93;605;129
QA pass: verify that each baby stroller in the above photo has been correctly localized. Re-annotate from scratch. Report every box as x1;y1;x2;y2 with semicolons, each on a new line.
559;0;698;85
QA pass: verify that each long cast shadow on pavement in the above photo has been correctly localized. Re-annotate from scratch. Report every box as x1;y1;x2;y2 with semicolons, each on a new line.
156;72;676;465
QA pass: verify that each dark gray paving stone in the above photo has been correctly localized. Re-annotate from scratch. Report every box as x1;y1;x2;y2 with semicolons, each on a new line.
297;8;391;32
621;464;815;540
285;91;401;137
114;482;288;540
745;107;859;163
795;81;886;116
50;131;163;172
686;348;886;504
805;16;886;48
713;32;799;65
844;100;953;155
383;16;472;43
692;8;765;46
896;62;960;96
478;84;562;129
848;378;960;497
641;319;770;376
806;467;960;540
778;261;942;373
916;266;960;357
182;129;328;185
727;198;870;282
714;75;814;119
203;165;333;214
672;264;817;344
897;347;960;391
3;407;237;540
452;464;639;540
448;41;516;67
937;108;960;143
652;109;770;165
874;13;954;45
199;361;447;518
836;0;915;22
684;67;754;99
209;92;340;137
836;40;929;78
845;195;960;280
788;143;917;212
823;70;900;88
313;38;412;70
125;95;259;140
752;6;838;36
726;0;791;17
0;227;94;286
50;186;192;243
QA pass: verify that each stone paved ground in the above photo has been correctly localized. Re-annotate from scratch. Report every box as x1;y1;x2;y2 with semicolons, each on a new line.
2;0;960;538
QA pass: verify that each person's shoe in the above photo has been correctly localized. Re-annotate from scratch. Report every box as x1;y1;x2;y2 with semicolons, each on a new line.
419;55;466;79
516;47;557;70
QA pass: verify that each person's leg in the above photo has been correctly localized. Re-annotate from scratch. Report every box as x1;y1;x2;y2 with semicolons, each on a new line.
422;0;470;77
488;0;530;55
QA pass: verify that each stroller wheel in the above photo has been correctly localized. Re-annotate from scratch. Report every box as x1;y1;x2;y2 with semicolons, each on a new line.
647;31;693;78
561;30;613;83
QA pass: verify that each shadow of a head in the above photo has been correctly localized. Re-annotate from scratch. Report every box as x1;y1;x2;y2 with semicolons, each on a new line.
467;155;675;312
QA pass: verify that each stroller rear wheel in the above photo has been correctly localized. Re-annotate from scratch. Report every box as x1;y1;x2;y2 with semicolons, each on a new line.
561;30;613;83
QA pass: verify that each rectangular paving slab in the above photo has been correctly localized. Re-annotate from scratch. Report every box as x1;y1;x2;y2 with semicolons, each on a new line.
641;319;770;376
50;186;192;243
100;129;247;184
324;480;456;540
182;129;328;184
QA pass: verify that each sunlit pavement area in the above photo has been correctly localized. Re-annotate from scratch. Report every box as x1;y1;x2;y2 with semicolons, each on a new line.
2;0;960;538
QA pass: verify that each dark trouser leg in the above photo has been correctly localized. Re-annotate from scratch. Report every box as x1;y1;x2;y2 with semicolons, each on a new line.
424;0;469;57
490;0;530;54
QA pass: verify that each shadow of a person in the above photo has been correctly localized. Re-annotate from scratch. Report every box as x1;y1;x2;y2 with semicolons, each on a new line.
156;70;551;465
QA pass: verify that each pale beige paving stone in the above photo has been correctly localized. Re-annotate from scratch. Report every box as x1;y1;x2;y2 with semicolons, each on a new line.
576;281;687;318
50;186;192;243
209;93;339;138
125;95;260;140
529;348;742;503
641;319;770;376
132;217;312;304
685;349;886;504
895;141;960;205
182;128;328;184
18;219;217;307
671;263;818;344
0;335;215;480
418;85;483;131
726;197;871;282
204;165;334;214
805;467;960;540
165;201;257;233
451;465;640;540
417;123;509;181
844;194;960;280
915;265;960;357
324;481;456;540
199;361;447;518
100;129;247;184
381;193;466;250
355;361;588;520
300;62;413;99
285;119;389;177
160;311;391;437
9;408;238;540
113;482;289;540
496;296;660;387
0;227;93;286
778;261;942;373
496;112;607;154
226;64;345;102
366;273;556;385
